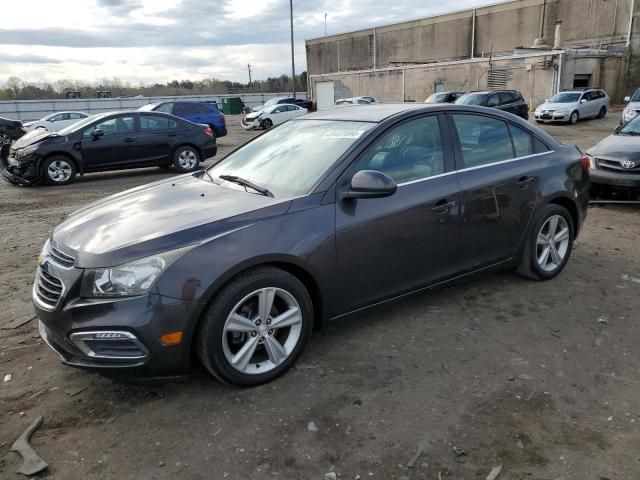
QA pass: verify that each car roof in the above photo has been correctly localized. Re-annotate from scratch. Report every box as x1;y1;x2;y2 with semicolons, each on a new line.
299;103;441;122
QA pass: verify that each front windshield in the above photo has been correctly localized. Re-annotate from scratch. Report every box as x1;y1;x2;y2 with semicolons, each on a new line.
456;94;486;106
548;93;581;103
425;93;448;104
618;114;640;135
631;90;640;102
58;115;100;134
208;120;375;196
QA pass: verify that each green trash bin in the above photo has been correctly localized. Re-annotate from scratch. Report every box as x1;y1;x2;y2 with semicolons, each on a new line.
221;97;245;115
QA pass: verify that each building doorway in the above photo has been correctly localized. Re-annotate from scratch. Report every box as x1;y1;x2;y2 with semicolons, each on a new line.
573;74;592;88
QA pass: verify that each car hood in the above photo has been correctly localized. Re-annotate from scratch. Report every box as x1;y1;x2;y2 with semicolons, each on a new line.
537;102;575;111
52;173;290;267
625;101;640;110
587;134;640;162
12;130;62;148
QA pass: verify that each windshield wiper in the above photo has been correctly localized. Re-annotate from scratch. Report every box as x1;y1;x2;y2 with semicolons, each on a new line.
199;167;215;183
219;175;274;197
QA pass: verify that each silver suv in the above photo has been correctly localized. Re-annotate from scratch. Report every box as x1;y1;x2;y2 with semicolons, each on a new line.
622;88;640;125
535;88;609;124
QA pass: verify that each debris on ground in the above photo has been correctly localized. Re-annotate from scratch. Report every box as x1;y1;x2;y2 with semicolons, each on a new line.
622;274;640;285
598;315;610;324
453;445;467;463
486;465;503;480
10;416;48;476
4;373;11;382
64;385;88;397
307;421;318;432
406;442;426;468
324;471;337;480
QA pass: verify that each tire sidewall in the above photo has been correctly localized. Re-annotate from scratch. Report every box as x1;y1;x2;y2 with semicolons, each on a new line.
570;111;579;124
598;107;607;119
173;146;200;172
262;119;273;130
525;204;575;280
199;268;313;387
42;156;76;185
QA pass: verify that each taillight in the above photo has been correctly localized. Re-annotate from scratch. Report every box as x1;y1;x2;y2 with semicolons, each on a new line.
203;126;213;137
580;154;591;174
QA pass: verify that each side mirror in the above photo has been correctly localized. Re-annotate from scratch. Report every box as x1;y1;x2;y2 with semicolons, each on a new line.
580;99;587;104
48;118;55;122
545;98;549;102
341;170;397;200
92;129;104;138
624;96;631;103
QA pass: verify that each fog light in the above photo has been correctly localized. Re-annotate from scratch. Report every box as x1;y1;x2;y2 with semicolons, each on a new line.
69;330;148;359
159;331;183;346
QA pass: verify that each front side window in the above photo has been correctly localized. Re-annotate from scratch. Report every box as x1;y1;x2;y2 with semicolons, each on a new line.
452;114;514;168
50;113;68;122
499;92;513;105
457;94;487;106
273;106;286;113
83;115;135;138
68;113;87;120
486;94;499;107
155;103;173;114
208;120;375;196
353;116;445;184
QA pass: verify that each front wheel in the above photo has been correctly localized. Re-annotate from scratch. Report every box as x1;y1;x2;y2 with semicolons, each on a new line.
569;111;579;125
261;118;273;130
172;146;200;172
196;267;313;387
42;156;76;185
516;204;574;281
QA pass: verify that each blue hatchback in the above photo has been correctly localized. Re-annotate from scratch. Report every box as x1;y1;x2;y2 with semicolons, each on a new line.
139;101;227;138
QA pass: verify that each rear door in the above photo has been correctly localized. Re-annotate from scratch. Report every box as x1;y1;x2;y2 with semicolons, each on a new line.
80;114;139;170
172;102;201;123
335;114;460;312
448;113;541;271
136;114;180;165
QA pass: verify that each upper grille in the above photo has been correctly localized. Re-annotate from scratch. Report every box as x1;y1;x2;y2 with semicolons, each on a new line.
597;158;640;174
50;246;75;268
35;267;64;308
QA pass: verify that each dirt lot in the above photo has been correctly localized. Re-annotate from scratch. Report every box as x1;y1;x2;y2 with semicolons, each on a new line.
1;113;639;480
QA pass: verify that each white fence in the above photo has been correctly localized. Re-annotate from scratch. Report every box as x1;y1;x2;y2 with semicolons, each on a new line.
0;92;305;121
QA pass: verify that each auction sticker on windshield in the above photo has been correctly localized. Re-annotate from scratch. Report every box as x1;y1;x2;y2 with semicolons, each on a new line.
322;129;367;139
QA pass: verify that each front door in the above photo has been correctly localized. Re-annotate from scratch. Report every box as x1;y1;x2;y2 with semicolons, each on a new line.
448;113;540;271
80;114;139;170
334;114;460;313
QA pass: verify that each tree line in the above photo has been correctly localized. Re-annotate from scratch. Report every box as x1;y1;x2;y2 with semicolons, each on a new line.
0;72;308;100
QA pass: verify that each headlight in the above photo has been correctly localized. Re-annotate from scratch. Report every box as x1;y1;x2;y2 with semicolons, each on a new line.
586;154;596;170
15;146;38;158
81;246;193;298
38;238;51;265
624;107;636;119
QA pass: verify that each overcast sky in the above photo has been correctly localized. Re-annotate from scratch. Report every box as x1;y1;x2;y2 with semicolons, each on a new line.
0;0;495;86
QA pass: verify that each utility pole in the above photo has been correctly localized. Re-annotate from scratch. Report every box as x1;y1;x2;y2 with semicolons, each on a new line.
324;13;327;36
247;63;253;92
290;0;296;99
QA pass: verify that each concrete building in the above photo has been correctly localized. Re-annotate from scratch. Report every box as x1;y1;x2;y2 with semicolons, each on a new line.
306;0;639;109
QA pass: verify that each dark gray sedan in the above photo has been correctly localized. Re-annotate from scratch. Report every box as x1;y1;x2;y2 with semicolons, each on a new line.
587;114;640;196
34;104;590;386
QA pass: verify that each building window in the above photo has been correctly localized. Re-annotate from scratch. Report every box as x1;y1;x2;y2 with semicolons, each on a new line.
434;82;445;93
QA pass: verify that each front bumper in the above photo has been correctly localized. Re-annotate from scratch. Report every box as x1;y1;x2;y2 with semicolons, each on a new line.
35;269;203;377
591;169;640;190
0;151;39;185
534;112;570;122
241;117;259;130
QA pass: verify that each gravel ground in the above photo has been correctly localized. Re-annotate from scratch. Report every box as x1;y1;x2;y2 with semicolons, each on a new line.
1;113;639;480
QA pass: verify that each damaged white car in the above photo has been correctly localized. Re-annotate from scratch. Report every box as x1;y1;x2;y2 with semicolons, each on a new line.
241;104;308;130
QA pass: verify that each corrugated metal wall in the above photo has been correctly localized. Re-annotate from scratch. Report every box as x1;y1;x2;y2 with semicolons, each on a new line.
0;92;301;121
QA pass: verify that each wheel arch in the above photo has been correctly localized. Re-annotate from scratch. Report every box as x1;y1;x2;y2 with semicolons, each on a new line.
547;195;579;233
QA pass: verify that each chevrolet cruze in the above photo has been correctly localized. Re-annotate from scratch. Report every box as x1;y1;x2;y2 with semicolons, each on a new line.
35;104;590;386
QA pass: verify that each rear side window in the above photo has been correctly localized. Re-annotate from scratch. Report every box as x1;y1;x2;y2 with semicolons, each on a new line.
533;137;550;153
452;114;514;168
140;115;177;131
509;124;533;157
486;94;499;107
353;115;445;184
174;103;199;115
155;103;173;114
499;92;513;105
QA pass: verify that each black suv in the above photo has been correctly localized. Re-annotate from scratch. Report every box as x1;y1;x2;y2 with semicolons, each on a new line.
456;90;529;119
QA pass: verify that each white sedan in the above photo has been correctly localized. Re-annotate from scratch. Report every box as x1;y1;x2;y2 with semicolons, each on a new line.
241;104;308;130
23;111;89;132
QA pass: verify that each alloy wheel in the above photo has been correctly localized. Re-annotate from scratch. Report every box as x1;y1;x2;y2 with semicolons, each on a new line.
535;214;570;272
47;159;73;183
178;150;198;169
222;287;303;374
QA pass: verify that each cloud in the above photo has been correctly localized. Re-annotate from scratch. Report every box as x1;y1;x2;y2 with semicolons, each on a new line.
0;0;497;83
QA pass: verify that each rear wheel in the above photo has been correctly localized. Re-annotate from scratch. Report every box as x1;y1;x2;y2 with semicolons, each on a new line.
42;156;76;185
517;204;574;281
172;146;200;172
196;267;313;386
569;111;579;125
597;106;607;119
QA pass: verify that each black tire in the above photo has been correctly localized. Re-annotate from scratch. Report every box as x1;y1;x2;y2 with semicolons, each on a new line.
196;267;314;387
597;106;607;119
535;120;544;124
569;111;579;125
516;204;575;281
42;155;76;185
172;145;200;173
261;118;273;130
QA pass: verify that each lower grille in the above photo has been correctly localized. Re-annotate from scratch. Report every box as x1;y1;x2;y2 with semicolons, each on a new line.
35;267;64;308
